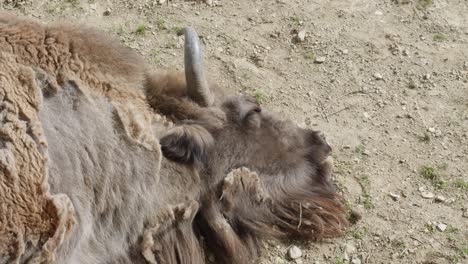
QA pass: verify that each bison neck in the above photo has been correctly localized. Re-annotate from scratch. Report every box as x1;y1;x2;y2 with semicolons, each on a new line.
39;82;199;263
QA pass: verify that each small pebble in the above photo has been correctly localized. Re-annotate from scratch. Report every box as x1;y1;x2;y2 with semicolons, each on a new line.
351;256;362;264
428;127;436;133
314;56;326;64
344;242;357;255
434;195;446;203
296;29;306;42
274;256;286;264
462;209;468;218
103;8;111;16
295;259;303;264
374;73;383;80
288;246;302;259
343;252;350;261
389;192;400;201
421;192;434;199
374;10;383;16
436;223;447;232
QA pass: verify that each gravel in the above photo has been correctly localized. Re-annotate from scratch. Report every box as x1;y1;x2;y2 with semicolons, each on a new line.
436;223;447;232
421;192;435;199
288;246;302;260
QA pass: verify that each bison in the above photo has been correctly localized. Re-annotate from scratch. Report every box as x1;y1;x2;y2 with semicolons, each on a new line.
0;12;347;264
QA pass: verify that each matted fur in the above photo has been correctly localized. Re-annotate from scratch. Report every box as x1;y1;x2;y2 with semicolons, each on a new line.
0;51;75;263
0;12;348;264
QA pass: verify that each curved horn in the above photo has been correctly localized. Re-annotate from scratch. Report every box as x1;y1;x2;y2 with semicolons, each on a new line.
184;27;214;107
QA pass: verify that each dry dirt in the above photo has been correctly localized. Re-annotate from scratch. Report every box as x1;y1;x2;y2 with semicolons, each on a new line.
1;0;467;263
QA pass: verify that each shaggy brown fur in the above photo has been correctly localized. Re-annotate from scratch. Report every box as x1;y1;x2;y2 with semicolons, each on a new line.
0;50;74;263
0;12;347;264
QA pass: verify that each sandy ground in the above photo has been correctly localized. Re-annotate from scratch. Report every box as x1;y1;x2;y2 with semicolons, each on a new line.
1;0;467;263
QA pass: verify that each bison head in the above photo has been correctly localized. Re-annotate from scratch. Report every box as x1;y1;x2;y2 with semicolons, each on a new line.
147;28;347;263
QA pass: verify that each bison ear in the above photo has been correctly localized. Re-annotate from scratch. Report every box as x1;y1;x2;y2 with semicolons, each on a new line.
160;124;213;165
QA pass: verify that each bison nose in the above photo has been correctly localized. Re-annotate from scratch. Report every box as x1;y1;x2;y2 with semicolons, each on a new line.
307;130;332;154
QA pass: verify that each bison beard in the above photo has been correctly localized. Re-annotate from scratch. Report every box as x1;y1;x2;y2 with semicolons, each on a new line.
196;157;346;263
0;12;348;264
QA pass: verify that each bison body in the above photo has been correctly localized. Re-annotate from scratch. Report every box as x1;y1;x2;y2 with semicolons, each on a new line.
0;12;347;264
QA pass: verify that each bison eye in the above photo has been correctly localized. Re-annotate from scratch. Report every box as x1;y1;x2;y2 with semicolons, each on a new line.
222;95;262;126
243;107;262;128
245;106;261;118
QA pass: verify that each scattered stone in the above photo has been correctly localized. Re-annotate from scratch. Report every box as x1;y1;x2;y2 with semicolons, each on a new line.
274;256;286;264
463;209;468;218
374;72;383;80
90;3;97;10
351;256;362;264
434;195;446;203
423;73;431;80
343;252;350;261
341;49;349;54
296;29;306;42
345;242;357;255
314;56;326;64
295;259;303;264
445;198;456;204
436;223;447;232
363;112;370;119
158;0;166;4
288;246;302;260
389;192;400;201
374;10;383;16
421;192;434;199
408;79;418;89
103;8;111;16
427;127;436;133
